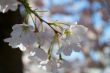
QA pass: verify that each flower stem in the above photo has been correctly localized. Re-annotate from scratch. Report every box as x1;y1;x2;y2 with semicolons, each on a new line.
19;0;61;34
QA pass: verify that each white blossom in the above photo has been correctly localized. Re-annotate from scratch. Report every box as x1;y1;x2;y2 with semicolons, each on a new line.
58;42;82;56
4;22;89;73
103;66;110;73
62;24;88;44
38;59;59;73
36;31;54;52
0;0;19;13
4;24;37;51
58;24;88;55
4;23;55;53
17;43;27;51
29;47;48;61
38;58;72;73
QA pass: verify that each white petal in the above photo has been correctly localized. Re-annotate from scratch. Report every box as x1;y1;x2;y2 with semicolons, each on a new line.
4;37;21;48
17;44;26;51
0;0;19;13
29;48;48;60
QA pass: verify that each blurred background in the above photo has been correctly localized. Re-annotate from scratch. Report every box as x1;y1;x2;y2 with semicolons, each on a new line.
1;0;110;73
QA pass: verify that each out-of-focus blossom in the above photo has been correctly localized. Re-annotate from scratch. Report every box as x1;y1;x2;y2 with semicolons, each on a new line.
0;0;19;13
99;24;110;44
92;11;104;32
103;66;110;73
31;52;72;73
103;47;110;56
84;68;102;73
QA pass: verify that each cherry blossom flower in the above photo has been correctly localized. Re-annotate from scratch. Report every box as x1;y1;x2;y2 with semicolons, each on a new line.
62;24;88;44
37;58;59;73
4;24;37;51
4;21;88;73
0;0;19;13
35;31;54;51
58;42;82;56
29;47;48;61
58;24;88;56
4;23;55;53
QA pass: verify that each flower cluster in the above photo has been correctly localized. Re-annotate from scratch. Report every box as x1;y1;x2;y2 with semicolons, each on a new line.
2;0;88;73
4;22;88;72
